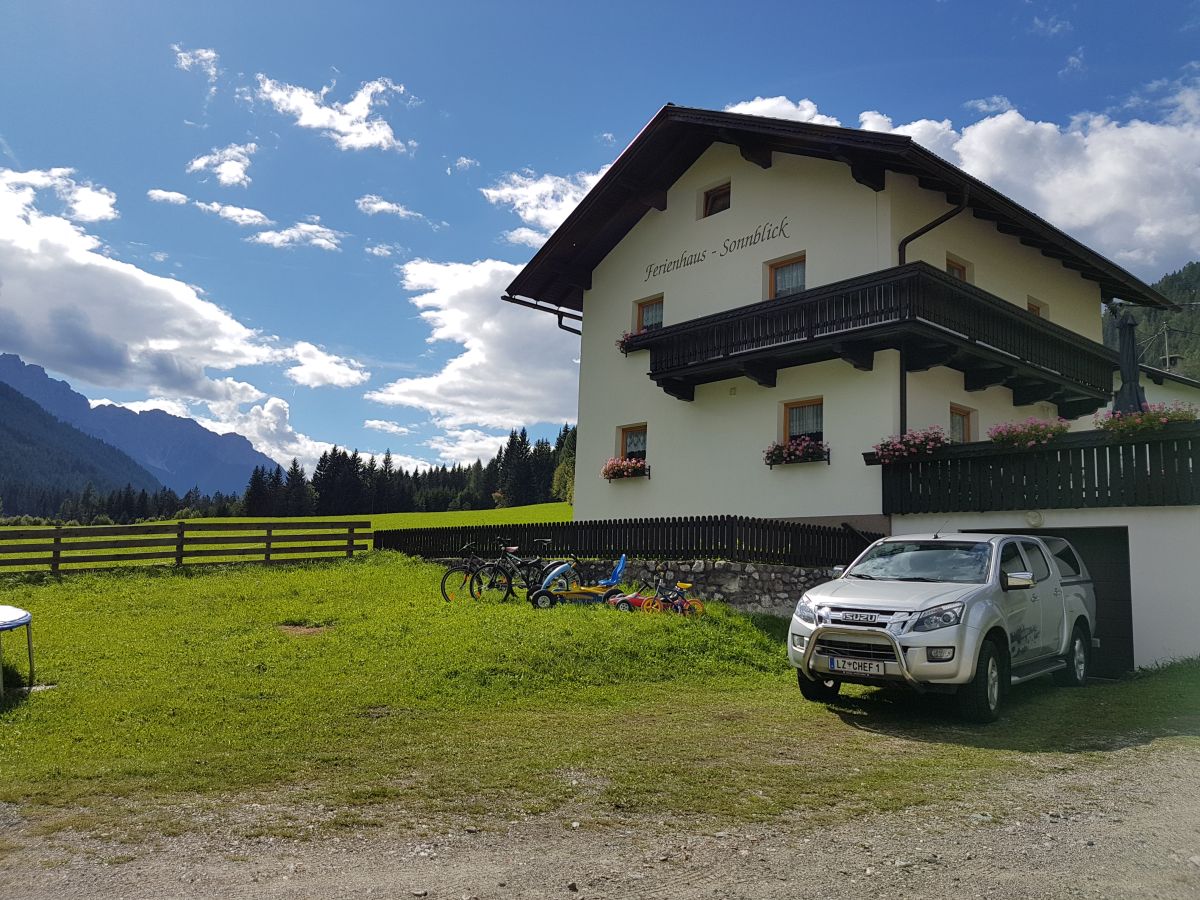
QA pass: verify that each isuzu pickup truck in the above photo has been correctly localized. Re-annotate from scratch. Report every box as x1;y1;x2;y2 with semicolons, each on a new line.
788;533;1096;722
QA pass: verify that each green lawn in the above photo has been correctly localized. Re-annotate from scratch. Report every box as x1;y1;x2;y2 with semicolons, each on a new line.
1;552;1197;837
193;501;573;531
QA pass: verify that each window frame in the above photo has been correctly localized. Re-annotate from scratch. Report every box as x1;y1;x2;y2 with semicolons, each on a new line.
782;397;824;442
620;423;648;461
768;253;808;300
946;255;970;282
635;295;664;333
701;182;731;218
1026;296;1048;319
949;404;975;444
1020;540;1053;583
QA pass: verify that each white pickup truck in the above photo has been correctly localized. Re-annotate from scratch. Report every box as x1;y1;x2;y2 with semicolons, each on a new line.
788;533;1096;722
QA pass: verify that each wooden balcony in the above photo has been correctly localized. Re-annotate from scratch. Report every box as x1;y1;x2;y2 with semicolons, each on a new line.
863;425;1200;514
621;262;1117;417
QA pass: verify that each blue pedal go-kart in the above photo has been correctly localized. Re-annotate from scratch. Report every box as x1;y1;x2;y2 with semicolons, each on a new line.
529;554;626;609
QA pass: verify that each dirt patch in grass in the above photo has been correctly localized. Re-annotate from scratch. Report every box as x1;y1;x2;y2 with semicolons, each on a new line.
276;623;331;636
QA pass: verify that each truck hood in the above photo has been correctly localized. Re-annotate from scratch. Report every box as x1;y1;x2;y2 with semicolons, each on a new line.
804;579;981;612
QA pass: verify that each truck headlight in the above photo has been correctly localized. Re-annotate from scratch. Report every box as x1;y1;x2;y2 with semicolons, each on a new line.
912;602;963;632
794;596;817;625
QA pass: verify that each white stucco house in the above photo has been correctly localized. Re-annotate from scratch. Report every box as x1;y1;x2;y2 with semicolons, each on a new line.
502;105;1200;671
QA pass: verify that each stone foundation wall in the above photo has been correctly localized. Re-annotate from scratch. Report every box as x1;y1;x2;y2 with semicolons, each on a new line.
575;558;836;618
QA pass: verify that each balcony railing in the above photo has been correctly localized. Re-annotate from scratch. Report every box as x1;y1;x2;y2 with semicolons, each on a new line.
863;425;1200;514
622;262;1117;412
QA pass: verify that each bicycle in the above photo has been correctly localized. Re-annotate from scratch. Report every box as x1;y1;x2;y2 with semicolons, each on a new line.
469;538;554;602
439;543;486;602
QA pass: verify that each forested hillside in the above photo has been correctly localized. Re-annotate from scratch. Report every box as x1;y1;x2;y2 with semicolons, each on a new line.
241;425;577;517
1104;261;1200;379
0;382;162;516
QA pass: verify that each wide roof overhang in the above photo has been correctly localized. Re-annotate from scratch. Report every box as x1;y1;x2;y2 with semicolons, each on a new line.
504;105;1174;314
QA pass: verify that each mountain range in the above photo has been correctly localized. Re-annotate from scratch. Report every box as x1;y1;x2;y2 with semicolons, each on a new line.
0;354;280;495
0;380;162;515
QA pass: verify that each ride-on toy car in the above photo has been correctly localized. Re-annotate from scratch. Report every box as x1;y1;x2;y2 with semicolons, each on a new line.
530;554;627;609
611;580;706;616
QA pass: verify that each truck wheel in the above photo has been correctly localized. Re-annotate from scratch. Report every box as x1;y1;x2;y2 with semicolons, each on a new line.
1053;622;1090;687
796;669;841;702
957;639;1005;724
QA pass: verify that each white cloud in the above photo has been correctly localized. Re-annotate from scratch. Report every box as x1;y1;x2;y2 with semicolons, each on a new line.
597;132;616;146
248;217;344;251
255;75;413;152
172;44;219;99
355;193;424;219
425;427;509;466
858;109;961;161
364;419;411;436
65;183;118;222
150;251;168;262
480;166;608;247
147;188;189;204
454;156;479;171
285;341;370;388
193;200;274;227
964;95;1014;115
186;142;257;187
365;259;579;430
1032;15;1072;36
198;397;331;469
0;166;276;397
1060;47;1086;78
723;96;842;125
91;396;193;417
364;242;406;257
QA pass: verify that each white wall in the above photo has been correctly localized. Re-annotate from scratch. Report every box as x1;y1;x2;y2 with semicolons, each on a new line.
893;509;1200;668
888;173;1105;341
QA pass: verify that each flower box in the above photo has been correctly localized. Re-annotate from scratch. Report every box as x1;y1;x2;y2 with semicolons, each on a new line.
987;417;1069;450
1094;402;1198;439
602;457;650;481
763;436;830;468
870;425;949;464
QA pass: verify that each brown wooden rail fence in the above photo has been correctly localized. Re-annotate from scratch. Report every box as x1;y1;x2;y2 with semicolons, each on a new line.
375;515;880;568
0;521;372;574
865;424;1200;514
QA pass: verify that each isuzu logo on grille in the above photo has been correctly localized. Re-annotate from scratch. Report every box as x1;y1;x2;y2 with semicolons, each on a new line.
841;612;877;623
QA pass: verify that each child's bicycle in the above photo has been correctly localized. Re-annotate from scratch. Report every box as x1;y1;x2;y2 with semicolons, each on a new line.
529;554;627;609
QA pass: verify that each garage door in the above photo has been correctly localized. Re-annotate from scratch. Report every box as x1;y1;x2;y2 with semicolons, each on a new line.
965;527;1133;678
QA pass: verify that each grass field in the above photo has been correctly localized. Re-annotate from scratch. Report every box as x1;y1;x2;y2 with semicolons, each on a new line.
1;551;1197;838
189;502;573;531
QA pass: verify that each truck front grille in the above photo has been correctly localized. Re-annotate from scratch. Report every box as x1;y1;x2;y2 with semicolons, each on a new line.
814;637;897;663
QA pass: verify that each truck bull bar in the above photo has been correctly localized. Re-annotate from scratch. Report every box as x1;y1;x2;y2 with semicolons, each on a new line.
798;624;924;692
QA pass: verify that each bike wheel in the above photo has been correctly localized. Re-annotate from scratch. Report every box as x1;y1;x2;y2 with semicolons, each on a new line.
471;564;514;602
640;597;663;613
684;600;706;617
440;565;474;602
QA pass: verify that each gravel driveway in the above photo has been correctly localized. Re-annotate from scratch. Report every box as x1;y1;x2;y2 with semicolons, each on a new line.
2;737;1197;899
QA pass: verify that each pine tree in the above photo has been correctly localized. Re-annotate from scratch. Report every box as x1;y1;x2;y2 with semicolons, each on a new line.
284;459;314;516
243;466;271;516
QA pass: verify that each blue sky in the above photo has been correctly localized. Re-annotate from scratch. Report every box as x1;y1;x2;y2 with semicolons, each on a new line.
1;0;1198;470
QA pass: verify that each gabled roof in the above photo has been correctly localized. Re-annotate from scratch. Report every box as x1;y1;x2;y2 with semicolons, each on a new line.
505;105;1173;313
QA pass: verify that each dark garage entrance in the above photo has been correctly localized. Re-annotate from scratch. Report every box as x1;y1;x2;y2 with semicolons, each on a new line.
966;526;1133;678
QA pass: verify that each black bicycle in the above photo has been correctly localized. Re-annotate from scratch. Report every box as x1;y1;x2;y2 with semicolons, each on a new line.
439;543;486;602
469;538;554;602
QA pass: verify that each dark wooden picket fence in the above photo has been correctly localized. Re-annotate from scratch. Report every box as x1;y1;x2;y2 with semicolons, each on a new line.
375;515;880;568
0;520;372;574
866;424;1200;514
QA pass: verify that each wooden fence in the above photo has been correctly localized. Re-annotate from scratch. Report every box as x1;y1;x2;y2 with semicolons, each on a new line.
866;424;1200;514
375;515;880;568
0;520;372;574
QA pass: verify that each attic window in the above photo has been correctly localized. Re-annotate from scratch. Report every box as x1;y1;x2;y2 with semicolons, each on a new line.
703;183;731;218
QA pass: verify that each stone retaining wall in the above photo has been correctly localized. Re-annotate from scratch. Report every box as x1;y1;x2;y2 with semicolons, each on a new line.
575;558;836;618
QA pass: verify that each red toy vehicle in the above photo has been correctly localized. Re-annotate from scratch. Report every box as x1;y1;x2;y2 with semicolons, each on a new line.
610;581;706;616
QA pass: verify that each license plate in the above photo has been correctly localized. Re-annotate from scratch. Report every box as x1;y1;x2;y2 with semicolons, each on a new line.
827;657;885;676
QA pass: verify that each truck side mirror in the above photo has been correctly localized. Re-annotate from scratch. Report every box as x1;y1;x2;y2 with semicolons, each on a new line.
1001;571;1035;591
832;565;846;576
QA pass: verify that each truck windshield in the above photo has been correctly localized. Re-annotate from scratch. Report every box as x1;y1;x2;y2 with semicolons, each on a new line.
846;541;992;584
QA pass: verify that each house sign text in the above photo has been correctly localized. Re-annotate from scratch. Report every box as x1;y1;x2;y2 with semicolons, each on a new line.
643;216;791;282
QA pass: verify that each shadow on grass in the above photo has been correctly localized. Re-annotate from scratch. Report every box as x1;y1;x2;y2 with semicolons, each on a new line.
821;661;1200;754
0;661;32;713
